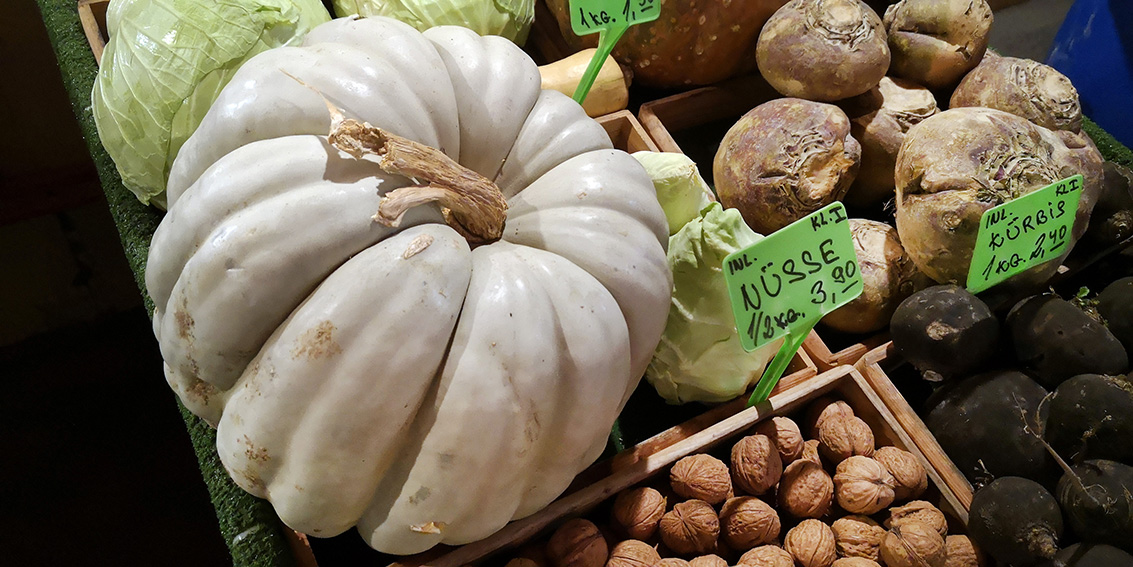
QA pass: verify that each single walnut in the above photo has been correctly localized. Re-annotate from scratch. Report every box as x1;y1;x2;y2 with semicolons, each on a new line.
873;446;928;500
731;434;783;495
944;535;989;567
659;500;720;556
737;545;794;567
805;397;855;436
817;416;874;464
886;500;948;537
777;460;834;519
831;558;881;567
547;518;609;567
880;522;945;567
800;439;823;466
606;540;660;567
612;487;667;540
671;454;733;505
753;417;805;463
834;456;897;514
831;515;885;561
687;555;726;567
784;519;837;567
720;496;780;551
657;559;691;567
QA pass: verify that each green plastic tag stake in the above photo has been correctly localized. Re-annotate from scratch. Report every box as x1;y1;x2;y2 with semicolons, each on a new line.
568;0;659;104
722;203;864;406
966;175;1084;294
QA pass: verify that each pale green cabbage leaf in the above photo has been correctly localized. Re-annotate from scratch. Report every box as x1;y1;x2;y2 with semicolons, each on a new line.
632;151;717;235
92;0;330;208
332;0;534;43
646;203;784;404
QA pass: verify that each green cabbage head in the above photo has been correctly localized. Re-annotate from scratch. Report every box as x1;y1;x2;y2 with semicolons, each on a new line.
332;0;534;43
647;203;784;404
92;0;330;209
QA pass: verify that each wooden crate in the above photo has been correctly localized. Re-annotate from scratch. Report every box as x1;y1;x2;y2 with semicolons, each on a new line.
597;110;660;153
78;0;109;65
854;343;975;509
381;364;971;567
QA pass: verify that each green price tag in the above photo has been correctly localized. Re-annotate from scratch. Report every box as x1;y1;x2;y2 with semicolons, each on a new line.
723;202;863;406
567;0;659;103
966;175;1083;294
570;0;660;35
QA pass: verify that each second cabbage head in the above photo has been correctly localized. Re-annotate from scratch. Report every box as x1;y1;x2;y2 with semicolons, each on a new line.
332;0;535;43
92;0;330;208
647;203;784;404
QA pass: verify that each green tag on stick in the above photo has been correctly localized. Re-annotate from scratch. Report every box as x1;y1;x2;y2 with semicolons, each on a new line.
966;175;1083;294
567;0;659;103
723;203;863;406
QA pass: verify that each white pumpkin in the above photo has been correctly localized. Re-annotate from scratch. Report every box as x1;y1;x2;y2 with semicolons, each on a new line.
144;16;671;555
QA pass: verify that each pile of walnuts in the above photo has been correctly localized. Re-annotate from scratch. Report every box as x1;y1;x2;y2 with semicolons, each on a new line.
507;396;988;567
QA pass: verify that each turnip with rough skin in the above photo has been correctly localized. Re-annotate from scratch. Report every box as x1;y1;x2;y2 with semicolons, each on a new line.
840;77;939;209
1041;543;1133;567
1006;295;1128;389
1081;163;1133;250
714;98;860;235
968;476;1062;566
1056;460;1133;551
756;0;890;102
893;107;1104;287
883;0;993;89
950;56;1082;134
889;285;998;382
821;219;930;334
1097;276;1133;354
925;370;1062;488
1044;373;1133;465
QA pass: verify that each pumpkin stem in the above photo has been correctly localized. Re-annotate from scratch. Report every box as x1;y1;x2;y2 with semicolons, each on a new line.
286;71;507;244
331;121;507;245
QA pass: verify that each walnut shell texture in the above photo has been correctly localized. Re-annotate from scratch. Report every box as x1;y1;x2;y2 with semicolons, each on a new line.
613;487;667;540
720;496;781;551
880;521;946;567
671;454;733;505
817;415;875;464
657;559;692;567
886;500;948;537
831;558;881;567
873;446;928;501
738;545;794;567
732;434;784;495
659;500;720;556
753;417;806;463
507;558;543;567
805;398;855;436
606;540;661;567
831;515;886;561
688;555;726;567
547;518;609;567
801;439;824;467
778;460;834;519
784;519;838;567
944;535;988;567
834;456;897;514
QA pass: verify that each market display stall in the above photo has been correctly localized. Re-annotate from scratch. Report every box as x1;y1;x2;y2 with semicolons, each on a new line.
32;0;1133;565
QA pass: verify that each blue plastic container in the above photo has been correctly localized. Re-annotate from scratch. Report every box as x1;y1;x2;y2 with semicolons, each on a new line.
1046;0;1133;147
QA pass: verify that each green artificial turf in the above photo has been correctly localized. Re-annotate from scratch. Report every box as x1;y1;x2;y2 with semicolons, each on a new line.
27;1;1133;565
32;1;297;566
